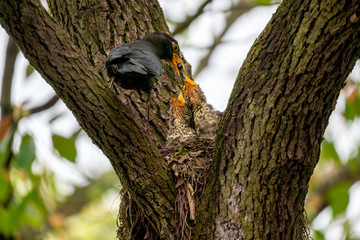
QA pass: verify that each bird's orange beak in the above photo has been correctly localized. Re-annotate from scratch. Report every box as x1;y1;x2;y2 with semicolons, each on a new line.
171;93;185;115
184;77;197;98
177;92;185;105
170;53;184;76
185;77;196;86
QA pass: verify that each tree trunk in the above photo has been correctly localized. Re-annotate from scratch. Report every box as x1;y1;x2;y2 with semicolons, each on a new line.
196;1;360;239
0;0;359;239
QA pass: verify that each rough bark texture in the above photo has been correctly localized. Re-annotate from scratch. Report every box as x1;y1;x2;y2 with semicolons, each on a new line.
1;0;360;239
0;0;180;238
198;1;360;239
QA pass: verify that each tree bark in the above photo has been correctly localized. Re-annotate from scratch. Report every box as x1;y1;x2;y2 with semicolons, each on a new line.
197;1;360;239
0;0;359;239
0;0;179;238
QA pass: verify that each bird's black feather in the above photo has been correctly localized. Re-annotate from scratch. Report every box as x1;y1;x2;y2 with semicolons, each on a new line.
106;42;162;75
105;32;182;125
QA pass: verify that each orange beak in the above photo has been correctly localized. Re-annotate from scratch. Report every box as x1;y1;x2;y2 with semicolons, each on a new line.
185;77;196;86
171;93;185;116
177;92;185;105
184;77;197;97
170;53;184;76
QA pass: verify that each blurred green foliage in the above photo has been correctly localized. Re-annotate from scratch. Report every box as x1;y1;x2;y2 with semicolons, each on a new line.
320;140;340;165
325;182;350;217
308;80;360;240
15;135;36;171
0;38;119;239
344;83;360;121
52;134;77;163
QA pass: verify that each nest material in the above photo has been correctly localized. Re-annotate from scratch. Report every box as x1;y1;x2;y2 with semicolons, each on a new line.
117;189;158;240
117;139;214;240
164;139;214;194
162;138;214;240
117;79;218;239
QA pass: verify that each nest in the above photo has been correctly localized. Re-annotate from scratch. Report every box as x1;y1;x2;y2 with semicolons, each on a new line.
162;138;214;240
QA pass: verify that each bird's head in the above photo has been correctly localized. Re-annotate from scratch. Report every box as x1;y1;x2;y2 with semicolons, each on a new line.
142;32;184;75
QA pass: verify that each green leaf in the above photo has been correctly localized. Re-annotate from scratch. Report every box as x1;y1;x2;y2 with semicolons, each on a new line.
253;0;273;5
344;88;360;120
320;140;340;164
0;132;13;168
0;207;11;236
0;173;10;203
25;64;34;78
8;203;25;233
325;182;351;217
348;153;360;175
344;99;356;120
52;134;77;162
313;230;325;240
0;202;26;236
15;134;36;172
21;190;47;228
0;140;8;168
0;190;47;234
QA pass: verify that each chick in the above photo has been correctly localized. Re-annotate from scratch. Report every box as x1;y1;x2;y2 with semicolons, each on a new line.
184;77;219;138
167;93;196;148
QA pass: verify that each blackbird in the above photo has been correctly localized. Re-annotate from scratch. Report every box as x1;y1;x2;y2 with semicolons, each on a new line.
105;32;184;124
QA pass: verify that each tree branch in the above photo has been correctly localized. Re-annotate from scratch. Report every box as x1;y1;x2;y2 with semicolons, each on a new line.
3;0;359;238
0;0;179;236
193;2;253;78
198;0;360;238
28;95;59;115
1;37;18;118
0;37;19;234
172;0;213;36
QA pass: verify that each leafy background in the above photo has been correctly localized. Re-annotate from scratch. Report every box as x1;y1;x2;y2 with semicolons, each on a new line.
1;0;360;239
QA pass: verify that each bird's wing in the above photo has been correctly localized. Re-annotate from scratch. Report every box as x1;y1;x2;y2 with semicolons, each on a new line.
106;44;162;76
105;45;132;66
126;48;162;76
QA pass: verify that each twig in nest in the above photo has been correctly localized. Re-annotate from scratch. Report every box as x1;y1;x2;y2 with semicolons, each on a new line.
185;182;195;221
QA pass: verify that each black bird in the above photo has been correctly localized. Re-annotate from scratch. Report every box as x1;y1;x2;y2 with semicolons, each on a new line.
105;32;184;124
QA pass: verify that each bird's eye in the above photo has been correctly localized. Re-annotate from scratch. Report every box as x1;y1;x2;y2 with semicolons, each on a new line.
172;43;179;52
